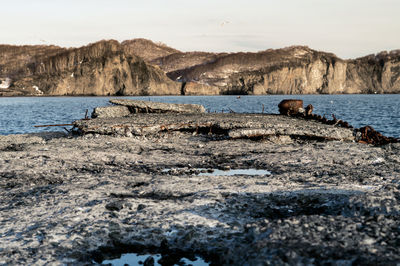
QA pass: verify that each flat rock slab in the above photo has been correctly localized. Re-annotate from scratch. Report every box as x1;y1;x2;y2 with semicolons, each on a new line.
74;113;355;141
91;105;131;118
110;99;206;114
0;131;399;265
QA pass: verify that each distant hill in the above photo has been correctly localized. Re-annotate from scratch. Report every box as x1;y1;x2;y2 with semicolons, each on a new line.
1;38;399;96
121;38;180;62
0;40;180;96
155;46;400;95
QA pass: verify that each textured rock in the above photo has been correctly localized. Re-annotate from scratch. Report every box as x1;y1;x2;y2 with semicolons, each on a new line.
109;99;206;114
181;81;220;95
151;51;225;74
0;44;66;95
163;46;400;95
74;113;355;141
2;40;182;96
91;105;131;118
0;44;66;80
0;126;399;265
2;39;400;96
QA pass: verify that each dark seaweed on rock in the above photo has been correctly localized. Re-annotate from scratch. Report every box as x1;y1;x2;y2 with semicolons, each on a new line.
357;125;400;145
278;99;399;146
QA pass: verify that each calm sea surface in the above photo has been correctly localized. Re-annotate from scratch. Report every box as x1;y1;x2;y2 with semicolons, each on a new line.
0;95;399;137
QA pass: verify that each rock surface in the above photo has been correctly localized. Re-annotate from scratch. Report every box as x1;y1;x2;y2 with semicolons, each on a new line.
91;105;132;118
1;40;181;96
1;39;400;96
181;81;220;96
109;99;206;114
164;46;400;95
74;113;355;142
0;116;399;265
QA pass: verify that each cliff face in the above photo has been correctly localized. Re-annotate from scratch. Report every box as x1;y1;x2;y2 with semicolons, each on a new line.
151;51;226;74
1;39;400;96
1;40;181;96
161;46;400;95
0;44;67;95
0;44;67;79
344;51;400;94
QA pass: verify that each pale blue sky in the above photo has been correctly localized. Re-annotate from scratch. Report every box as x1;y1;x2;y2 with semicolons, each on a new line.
1;0;399;58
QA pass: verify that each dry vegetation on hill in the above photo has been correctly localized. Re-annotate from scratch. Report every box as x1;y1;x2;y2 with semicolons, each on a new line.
1;39;400;96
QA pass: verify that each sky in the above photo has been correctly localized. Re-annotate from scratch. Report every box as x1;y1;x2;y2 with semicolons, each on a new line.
1;0;399;59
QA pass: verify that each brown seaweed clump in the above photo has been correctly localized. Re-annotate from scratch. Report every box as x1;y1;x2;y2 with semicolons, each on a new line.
357;126;399;145
278;99;399;146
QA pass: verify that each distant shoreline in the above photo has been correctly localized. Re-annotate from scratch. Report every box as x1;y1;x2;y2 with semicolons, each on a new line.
1;92;400;98
1;39;399;96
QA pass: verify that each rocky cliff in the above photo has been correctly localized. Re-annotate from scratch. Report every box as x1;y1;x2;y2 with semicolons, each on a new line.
161;46;400;95
1;39;400;96
0;44;67;95
0;40;181;96
345;51;400;94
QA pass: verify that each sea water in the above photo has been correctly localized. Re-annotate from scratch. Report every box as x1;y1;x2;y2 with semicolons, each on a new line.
0;95;399;137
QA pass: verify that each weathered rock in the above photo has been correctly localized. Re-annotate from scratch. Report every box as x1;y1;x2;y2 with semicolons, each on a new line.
163;46;400;95
0;125;399;265
110;99;206;113
151;51;224;74
2;39;400;96
2;40;182;96
181;81;220;95
74;113;355;142
91;105;131;118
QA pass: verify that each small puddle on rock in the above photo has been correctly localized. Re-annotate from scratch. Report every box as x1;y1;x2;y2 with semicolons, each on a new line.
101;253;208;266
163;168;271;176
198;168;271;176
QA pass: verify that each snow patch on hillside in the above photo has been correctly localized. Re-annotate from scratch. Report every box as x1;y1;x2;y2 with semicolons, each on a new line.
33;85;43;95
0;78;11;89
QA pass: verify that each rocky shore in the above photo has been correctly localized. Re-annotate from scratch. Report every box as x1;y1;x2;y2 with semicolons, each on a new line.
1;109;400;265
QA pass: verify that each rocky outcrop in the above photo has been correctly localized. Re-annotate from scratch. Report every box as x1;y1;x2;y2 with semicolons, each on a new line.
0;44;66;79
74;112;355;141
181;81;220;95
162;46;400;95
151;51;225;74
109;99;206;114
345;50;400;94
1;39;400;96
0;44;67;95
1;40;181;96
91;105;132;119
